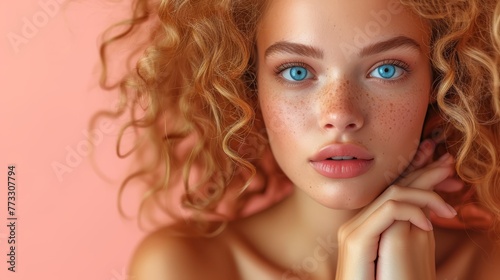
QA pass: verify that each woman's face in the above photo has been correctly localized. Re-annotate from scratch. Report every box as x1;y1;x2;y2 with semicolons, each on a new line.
256;0;431;209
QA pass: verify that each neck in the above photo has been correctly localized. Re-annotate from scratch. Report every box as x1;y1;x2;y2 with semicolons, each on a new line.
268;187;361;278
274;188;361;252
231;186;363;279
284;187;360;236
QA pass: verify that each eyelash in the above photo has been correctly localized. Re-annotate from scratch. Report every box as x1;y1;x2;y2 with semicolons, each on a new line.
273;59;412;84
274;62;309;74
274;62;314;85
369;59;412;84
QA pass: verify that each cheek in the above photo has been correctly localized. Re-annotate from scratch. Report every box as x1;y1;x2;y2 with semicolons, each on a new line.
372;86;429;145
259;91;309;139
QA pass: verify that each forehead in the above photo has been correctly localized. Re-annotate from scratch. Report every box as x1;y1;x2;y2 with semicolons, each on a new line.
257;0;430;57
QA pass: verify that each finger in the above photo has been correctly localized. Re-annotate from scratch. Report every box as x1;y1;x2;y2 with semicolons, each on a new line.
380;221;411;240
406;166;454;191
343;154;455;232
353;201;433;242
402;139;436;175
430;203;494;230
379;221;434;248
345;185;456;232
397;153;454;188
434;177;464;192
339;203;432;274
377;186;457;218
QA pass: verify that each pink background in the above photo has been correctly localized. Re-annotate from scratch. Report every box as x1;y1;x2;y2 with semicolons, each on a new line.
1;1;145;279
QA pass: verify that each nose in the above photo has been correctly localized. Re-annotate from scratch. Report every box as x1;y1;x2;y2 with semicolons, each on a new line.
318;80;364;132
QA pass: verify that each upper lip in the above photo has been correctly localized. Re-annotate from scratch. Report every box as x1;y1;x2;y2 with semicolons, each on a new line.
310;143;374;162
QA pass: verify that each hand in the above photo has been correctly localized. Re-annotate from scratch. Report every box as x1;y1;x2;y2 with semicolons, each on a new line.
376;139;455;280
336;140;457;280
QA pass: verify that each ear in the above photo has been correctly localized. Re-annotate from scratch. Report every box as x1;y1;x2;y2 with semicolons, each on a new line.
422;103;446;144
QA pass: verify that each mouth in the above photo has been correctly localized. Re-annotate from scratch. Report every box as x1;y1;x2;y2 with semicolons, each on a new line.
310;143;374;162
327;156;358;160
310;143;374;179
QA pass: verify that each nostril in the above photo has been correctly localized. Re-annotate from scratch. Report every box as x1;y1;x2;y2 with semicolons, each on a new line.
320;105;364;132
346;123;358;129
323;122;359;131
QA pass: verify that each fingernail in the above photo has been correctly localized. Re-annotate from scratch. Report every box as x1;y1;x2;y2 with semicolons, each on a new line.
422;139;435;150
446;203;458;216
427;219;434;230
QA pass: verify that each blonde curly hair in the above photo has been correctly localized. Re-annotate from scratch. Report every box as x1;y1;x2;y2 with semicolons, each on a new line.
95;0;500;235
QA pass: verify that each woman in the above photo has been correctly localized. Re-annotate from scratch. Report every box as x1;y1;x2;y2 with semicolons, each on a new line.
98;0;500;278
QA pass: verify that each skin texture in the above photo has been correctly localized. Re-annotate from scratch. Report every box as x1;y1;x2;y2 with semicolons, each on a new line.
128;0;500;279
257;0;431;210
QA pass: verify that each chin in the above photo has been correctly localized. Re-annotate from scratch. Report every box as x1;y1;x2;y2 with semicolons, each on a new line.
305;181;386;210
317;197;375;210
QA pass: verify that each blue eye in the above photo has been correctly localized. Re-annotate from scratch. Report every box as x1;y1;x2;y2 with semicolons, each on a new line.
282;66;312;81
370;64;405;80
377;65;396;78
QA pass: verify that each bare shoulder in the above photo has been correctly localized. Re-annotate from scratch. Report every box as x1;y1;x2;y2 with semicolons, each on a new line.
129;224;238;280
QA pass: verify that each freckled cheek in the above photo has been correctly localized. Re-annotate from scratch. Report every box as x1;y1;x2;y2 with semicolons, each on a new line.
371;95;428;145
260;93;309;138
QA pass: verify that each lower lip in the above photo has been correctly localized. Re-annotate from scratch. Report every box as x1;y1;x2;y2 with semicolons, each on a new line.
310;159;374;179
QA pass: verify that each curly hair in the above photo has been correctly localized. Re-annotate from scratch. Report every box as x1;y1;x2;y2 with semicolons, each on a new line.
95;0;269;233
95;0;500;236
408;0;500;236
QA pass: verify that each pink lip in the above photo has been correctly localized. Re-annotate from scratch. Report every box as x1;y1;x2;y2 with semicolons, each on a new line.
309;143;374;179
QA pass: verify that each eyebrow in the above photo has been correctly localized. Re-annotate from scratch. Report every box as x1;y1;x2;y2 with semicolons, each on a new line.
264;41;324;59
264;36;422;60
359;36;422;57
